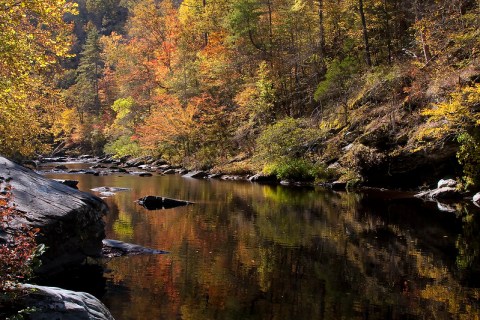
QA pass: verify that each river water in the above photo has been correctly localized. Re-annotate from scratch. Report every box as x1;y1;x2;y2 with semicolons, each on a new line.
43;163;480;319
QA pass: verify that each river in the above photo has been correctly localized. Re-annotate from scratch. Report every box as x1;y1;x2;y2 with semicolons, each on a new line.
43;163;480;319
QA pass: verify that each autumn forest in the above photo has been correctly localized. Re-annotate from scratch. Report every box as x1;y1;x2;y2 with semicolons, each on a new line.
1;0;480;188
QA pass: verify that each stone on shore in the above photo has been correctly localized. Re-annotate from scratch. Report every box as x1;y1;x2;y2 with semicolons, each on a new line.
182;171;208;179
17;284;115;320
415;186;462;200
248;173;279;183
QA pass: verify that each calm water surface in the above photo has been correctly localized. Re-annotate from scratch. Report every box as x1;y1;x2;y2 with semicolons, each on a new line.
44;164;480;320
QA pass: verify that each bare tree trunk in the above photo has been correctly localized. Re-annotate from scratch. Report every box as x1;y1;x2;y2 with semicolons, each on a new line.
359;0;372;66
267;0;274;68
383;0;392;64
414;0;432;64
203;0;208;46
318;0;326;58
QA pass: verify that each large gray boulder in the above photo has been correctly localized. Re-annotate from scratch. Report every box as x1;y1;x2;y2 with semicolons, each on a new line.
18;284;115;320
0;156;108;273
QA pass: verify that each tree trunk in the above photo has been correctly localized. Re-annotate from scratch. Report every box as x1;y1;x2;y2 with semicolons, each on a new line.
203;0;208;46
383;0;392;64
359;0;372;66
318;0;326;58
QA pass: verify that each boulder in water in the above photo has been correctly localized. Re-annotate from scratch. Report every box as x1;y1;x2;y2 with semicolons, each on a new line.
137;195;191;210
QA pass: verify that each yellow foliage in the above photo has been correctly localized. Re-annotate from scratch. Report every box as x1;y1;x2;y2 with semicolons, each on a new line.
0;0;76;157
418;84;480;141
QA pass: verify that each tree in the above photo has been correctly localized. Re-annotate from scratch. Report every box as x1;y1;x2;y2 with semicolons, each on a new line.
358;0;372;66
0;0;76;158
68;24;103;119
104;97;141;157
314;56;360;125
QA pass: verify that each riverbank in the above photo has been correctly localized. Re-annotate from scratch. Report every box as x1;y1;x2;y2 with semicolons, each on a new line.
34;155;480;212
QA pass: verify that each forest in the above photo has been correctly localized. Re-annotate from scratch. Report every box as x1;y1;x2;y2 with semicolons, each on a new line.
1;0;479;189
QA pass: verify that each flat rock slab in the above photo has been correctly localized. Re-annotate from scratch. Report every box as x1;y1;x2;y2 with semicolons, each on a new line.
0;156;108;273
137;195;191;210
18;284;115;320
102;239;168;257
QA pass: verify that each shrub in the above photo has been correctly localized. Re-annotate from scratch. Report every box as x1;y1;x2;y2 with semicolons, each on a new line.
457;131;480;189
263;159;337;182
255;117;318;163
0;180;42;298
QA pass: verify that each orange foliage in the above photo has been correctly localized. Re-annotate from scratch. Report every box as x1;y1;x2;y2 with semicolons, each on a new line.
136;94;197;153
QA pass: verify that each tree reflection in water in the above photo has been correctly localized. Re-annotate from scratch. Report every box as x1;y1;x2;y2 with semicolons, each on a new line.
46;172;480;319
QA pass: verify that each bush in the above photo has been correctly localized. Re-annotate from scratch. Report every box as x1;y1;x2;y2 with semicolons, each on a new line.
263;159;337;182
255;117;318;163
457;131;480;189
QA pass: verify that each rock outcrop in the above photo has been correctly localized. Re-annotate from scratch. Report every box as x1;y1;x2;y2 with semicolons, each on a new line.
17;284;115;320
0;156;108;273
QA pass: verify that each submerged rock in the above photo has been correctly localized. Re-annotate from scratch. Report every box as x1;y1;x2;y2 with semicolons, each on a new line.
137;195;191;210
17;284;115;320
0;156;108;274
102;239;168;257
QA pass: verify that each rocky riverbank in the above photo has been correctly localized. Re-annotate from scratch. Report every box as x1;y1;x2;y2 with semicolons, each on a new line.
0;156;115;319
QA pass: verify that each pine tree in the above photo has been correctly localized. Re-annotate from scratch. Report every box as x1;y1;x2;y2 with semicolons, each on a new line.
71;24;103;118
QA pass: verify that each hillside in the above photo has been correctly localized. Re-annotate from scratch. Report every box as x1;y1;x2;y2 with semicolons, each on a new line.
0;0;479;189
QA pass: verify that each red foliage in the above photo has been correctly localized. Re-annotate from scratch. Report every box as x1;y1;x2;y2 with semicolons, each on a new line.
0;182;38;292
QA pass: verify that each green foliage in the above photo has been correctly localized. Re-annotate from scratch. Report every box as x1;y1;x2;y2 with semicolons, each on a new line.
263;159;336;182
111;97;135;121
103;97;138;158
104;135;141;158
256;117;339;182
227;0;262;45
255;117;318;163
457;131;480;189
263;159;315;181
314;56;360;103
69;24;103;116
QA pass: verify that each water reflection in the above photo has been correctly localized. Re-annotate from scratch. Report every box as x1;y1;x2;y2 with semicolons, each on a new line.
44;169;480;320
